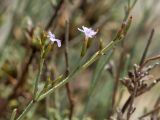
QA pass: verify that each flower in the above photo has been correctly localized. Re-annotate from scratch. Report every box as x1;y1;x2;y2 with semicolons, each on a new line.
47;31;61;47
78;26;97;38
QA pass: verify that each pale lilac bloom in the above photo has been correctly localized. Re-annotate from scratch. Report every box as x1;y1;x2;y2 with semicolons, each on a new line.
48;31;61;47
78;26;97;38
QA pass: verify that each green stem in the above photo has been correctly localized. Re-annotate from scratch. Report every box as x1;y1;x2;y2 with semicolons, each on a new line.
17;100;34;120
33;57;45;98
16;36;123;120
10;108;17;120
37;40;117;101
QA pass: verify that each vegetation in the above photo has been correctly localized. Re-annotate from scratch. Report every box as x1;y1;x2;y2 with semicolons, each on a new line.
0;0;160;120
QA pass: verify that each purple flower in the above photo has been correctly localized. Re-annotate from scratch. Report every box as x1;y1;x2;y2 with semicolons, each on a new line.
47;31;61;47
78;26;97;38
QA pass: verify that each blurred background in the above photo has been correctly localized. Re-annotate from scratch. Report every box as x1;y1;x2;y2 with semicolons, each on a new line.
0;0;160;120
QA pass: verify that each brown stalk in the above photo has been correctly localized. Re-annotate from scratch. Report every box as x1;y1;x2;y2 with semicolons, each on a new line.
137;78;160;96
112;51;125;113
121;29;155;114
139;106;160;119
139;29;155;66
64;21;74;120
127;83;137;120
45;0;64;30
151;96;160;119
122;77;160;115
111;16;132;112
142;55;160;67
8;46;36;99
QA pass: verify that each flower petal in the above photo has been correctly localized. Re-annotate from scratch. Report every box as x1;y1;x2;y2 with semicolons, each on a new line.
91;31;97;36
54;39;61;47
48;31;55;39
78;28;84;33
49;37;55;42
82;26;88;31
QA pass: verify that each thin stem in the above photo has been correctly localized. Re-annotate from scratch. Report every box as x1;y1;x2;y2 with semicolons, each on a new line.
151;96;160;119
64;21;70;74
64;21;74;120
139;29;154;65
127;83;138;120
139;106;160;119
8;47;36;100
45;0;64;30
142;54;160;67
80;50;113;120
33;56;45;98
65;83;74;120
112;53;124;112
121;96;132;114
10;108;17;120
37;39;120;101
17;100;34;120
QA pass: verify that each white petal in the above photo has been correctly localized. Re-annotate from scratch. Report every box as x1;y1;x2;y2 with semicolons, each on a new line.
82;26;89;32
48;31;55;39
78;28;84;33
50;37;55;42
55;39;61;47
91;31;97;36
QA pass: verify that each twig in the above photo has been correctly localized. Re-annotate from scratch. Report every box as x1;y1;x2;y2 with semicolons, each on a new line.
122;78;160;114
142;55;160;67
139;29;155;66
137;78;160;96
139;106;160;119
64;20;70;77
17;100;34;120
122;96;132;114
112;52;124;112
45;0;64;30
33;53;45;98
122;29;155;114
127;83;137;120
64;21;74;120
8;47;36;99
151;96;160;119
